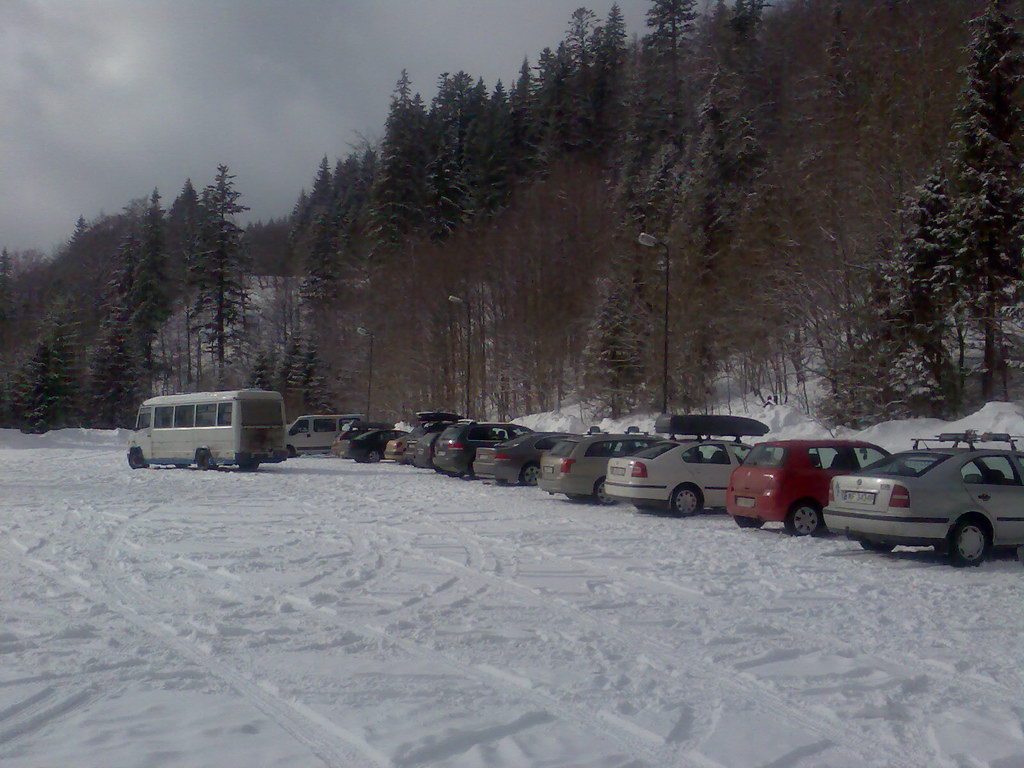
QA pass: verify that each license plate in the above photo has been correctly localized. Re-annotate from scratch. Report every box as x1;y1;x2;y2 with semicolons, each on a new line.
843;490;876;504
610;466;625;476
544;465;555;474
736;496;755;508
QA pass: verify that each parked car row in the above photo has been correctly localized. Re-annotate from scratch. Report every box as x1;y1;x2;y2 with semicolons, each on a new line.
125;392;1024;568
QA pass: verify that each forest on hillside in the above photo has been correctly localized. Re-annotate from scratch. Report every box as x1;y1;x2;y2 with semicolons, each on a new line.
1;0;1021;432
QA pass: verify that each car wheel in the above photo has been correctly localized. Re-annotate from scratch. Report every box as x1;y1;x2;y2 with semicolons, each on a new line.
948;517;991;567
733;515;764;529
286;445;297;458
670;484;703;516
127;447;148;469
593;479;616;505
195;449;214;470
566;493;589;502
784;502;823;536
237;459;259;471
366;449;382;463
519;464;541;486
859;539;895;553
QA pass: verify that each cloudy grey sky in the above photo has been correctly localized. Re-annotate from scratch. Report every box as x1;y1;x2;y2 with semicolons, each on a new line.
2;0;652;254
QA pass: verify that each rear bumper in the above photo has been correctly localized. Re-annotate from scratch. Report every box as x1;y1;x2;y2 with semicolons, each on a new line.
727;494;787;522
434;453;471;474
823;506;949;544
236;449;287;465
605;480;668;503
538;473;594;496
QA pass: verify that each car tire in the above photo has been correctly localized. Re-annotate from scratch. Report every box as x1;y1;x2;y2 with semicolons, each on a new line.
286;445;297;458
784;502;824;536
127;447;148;469
733;515;764;529
519;464;541;486
195;449;215;470
859;539;896;553
670;484;704;516
366;449;382;463
237;459;259;471
948;517;991;567
566;493;589;502
593;479;616;505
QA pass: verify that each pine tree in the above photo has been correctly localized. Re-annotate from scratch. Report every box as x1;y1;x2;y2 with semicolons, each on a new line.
12;307;81;433
87;247;142;429
948;0;1023;400
131;189;171;385
192;165;250;384
247;348;277;390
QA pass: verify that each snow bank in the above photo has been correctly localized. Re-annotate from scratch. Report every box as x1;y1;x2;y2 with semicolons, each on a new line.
0;427;130;450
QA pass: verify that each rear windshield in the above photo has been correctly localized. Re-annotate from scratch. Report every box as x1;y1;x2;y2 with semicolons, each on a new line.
438;426;462;442
864;452;950;478
743;444;787;468
240;399;284;427
548;439;579;458
634;441;678;459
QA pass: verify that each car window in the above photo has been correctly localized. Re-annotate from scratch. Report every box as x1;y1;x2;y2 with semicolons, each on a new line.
489;427;511;441
313;418;337;433
961;456;1021;486
289;419;310;435
681;446;703;464
549;440;578;458
634;441;678;459
731;444;752;463
585;441;615;458
807;447;838;469
136;408;152;430
534;436;563;450
855;447;887;467
625;439;659;454
155;406;174;428
217;402;233;426
868;452;949;478
439;426;462;442
195;403;217;427
702;444;731;464
174;404;195;428
509;426;532;437
744;444;786;468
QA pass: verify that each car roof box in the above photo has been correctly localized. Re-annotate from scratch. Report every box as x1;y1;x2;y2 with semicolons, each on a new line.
415;411;461;422
654;414;770;439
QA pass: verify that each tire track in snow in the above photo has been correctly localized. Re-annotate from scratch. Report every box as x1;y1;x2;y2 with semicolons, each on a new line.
0;535;387;768
0;685;97;751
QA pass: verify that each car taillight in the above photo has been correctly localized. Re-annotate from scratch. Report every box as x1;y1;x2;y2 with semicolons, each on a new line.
448;441;465;451
631;461;648;478
560;458;576;473
889;484;910;508
493;452;512;461
828;481;834;505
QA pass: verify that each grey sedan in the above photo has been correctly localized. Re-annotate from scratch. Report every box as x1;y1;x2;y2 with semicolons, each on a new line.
473;432;578;486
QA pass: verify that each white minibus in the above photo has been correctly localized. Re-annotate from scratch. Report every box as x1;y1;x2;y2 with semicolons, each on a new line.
285;413;365;456
127;390;288;470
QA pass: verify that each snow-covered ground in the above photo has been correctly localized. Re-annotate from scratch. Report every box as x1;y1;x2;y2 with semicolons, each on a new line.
2;405;1024;768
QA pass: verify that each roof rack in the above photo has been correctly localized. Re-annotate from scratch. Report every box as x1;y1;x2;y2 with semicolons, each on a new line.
911;430;1021;451
587;426;603;434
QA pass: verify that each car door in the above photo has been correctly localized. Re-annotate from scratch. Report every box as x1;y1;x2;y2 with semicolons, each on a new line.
698;443;734;506
960;455;1024;544
288;418;312;451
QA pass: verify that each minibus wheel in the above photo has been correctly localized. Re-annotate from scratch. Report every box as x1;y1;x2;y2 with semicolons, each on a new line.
196;449;215;470
127;448;148;469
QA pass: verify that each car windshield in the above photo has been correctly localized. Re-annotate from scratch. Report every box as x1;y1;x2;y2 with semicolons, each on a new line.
548;439;578;458
743;444;787;468
633;441;678;459
438;426;462;442
864;452;950;478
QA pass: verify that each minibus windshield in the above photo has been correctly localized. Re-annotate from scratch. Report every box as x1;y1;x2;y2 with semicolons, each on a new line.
240;400;283;427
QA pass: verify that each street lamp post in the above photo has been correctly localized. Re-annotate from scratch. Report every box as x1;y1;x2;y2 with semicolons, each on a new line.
638;232;670;414
447;295;471;416
356;326;374;417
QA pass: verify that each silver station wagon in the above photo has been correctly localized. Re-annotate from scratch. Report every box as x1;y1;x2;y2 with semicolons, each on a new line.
824;431;1024;567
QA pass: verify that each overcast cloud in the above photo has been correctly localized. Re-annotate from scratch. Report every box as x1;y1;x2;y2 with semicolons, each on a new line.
2;0;650;253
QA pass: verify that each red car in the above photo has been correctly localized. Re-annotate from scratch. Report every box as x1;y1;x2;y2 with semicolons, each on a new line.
727;440;889;536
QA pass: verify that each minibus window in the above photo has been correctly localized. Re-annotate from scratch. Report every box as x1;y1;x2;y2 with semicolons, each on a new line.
240;400;283;426
195;403;217;427
174;404;196;428
136;409;152;430
217;402;233;426
155;407;174;428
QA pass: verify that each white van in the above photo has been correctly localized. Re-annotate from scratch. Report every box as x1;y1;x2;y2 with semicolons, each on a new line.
285;413;365;456
128;390;288;470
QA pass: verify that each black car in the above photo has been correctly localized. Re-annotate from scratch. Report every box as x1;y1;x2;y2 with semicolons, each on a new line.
473;431;578;486
433;421;534;478
344;429;408;463
330;421;396;457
